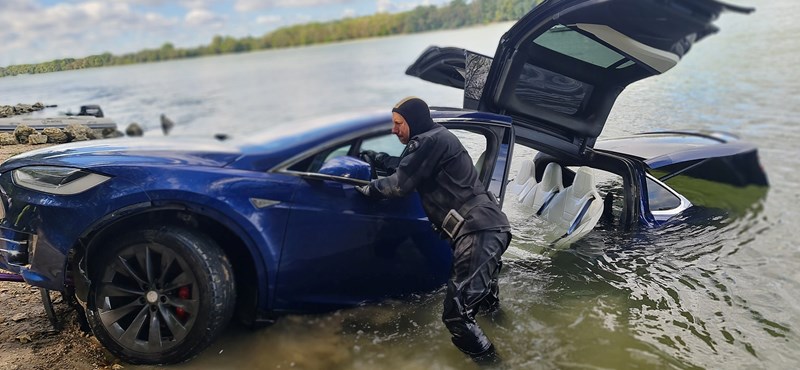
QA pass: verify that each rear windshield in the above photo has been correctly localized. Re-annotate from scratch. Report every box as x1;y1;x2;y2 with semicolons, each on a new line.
534;25;630;69
515;63;593;116
511;24;638;117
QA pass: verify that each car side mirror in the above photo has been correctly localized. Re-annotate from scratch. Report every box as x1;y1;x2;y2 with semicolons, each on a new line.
318;156;372;182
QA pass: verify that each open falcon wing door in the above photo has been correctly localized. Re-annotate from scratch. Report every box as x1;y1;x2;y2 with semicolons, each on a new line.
406;0;753;160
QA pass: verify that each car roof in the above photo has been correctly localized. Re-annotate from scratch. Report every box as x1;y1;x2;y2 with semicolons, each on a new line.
595;131;758;169
230;108;510;170
238;109;510;150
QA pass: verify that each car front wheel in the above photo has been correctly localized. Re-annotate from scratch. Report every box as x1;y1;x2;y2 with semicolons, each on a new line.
86;226;236;364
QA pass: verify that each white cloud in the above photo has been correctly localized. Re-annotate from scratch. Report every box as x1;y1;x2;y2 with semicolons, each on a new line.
116;0;214;8
0;1;179;66
0;0;452;67
116;0;170;5
256;15;282;25
179;0;217;9
235;0;351;12
376;0;393;13
0;0;36;12
342;8;356;18
185;8;224;27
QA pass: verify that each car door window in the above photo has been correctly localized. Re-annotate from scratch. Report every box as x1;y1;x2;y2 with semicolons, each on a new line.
646;177;682;211
286;128;491;181
323;144;351;163
287;142;352;173
451;129;488;172
359;134;405;158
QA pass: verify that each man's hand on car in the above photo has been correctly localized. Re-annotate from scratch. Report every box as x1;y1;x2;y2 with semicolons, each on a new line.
355;184;371;197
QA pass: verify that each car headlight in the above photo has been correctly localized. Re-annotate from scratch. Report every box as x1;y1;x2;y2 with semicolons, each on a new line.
12;166;111;195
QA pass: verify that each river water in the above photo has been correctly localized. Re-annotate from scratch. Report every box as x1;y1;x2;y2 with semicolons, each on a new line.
1;1;798;369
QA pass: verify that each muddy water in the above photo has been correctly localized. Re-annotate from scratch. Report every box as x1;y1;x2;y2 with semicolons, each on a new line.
1;1;798;368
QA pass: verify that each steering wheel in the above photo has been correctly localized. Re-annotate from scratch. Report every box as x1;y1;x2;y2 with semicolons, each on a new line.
358;150;378;179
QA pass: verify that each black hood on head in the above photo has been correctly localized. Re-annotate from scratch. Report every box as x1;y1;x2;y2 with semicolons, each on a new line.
392;97;435;138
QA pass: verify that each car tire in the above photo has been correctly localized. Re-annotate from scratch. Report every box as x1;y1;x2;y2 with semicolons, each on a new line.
86;226;236;364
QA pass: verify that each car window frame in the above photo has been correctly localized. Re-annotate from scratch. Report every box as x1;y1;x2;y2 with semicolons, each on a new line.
271;125;387;185
273;119;507;188
434;119;507;193
645;173;692;222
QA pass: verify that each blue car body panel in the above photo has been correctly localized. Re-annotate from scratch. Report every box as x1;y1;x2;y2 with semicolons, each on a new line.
3;139;242;171
0;110;513;316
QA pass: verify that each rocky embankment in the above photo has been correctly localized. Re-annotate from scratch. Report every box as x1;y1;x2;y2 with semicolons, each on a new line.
1;102;127;146
0;102;50;118
0;123;123;147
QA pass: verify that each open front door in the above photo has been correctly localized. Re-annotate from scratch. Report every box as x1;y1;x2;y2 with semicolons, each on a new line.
434;113;515;206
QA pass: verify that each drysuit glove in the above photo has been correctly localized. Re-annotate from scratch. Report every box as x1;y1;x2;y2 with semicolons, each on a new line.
373;152;388;164
359;150;378;165
355;184;371;197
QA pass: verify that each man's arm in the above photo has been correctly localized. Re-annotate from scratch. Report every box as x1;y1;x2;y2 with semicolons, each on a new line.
375;152;400;174
360;137;440;199
359;150;400;175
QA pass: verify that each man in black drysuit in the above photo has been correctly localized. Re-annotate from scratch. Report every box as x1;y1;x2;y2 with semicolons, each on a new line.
356;97;512;361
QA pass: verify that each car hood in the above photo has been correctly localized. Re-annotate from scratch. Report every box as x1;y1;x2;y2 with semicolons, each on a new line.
0;137;242;172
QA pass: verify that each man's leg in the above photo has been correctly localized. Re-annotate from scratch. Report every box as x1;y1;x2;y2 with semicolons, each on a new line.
442;230;510;357
476;263;501;314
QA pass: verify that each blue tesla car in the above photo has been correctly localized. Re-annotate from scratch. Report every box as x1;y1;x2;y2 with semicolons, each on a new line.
0;0;764;364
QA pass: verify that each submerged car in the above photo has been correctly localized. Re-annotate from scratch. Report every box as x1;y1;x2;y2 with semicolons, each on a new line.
0;0;763;364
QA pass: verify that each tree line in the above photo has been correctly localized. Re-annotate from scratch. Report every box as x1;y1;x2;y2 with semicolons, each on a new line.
0;0;542;78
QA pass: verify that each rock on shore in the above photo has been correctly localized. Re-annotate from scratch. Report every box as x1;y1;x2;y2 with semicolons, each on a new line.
2;124;122;147
0;102;48;118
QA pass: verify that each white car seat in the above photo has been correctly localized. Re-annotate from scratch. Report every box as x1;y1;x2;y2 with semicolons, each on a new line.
521;162;563;213
540;167;604;247
507;159;535;198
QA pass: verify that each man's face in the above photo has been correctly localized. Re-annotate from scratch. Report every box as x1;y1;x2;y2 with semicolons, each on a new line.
392;112;410;144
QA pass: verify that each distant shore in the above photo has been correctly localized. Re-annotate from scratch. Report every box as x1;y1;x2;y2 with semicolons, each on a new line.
0;0;542;78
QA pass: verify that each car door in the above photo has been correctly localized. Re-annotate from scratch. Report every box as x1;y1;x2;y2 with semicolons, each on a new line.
407;0;753;160
274;118;511;311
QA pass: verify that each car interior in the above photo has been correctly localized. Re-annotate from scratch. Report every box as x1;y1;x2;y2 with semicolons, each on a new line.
285;127;492;183
508;158;608;247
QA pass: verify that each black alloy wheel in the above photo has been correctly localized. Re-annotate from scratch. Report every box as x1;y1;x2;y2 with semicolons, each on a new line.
87;226;236;364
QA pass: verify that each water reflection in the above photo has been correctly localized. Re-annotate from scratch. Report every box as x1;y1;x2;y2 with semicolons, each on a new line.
125;115;783;370
128;197;788;370
483;191;789;369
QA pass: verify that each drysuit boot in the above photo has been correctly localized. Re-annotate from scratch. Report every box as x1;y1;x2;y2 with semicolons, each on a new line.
442;229;511;357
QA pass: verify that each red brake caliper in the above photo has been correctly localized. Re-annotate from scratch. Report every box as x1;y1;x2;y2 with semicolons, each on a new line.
175;286;191;320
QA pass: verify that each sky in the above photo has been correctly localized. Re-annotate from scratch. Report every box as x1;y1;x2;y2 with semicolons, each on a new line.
0;0;450;67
